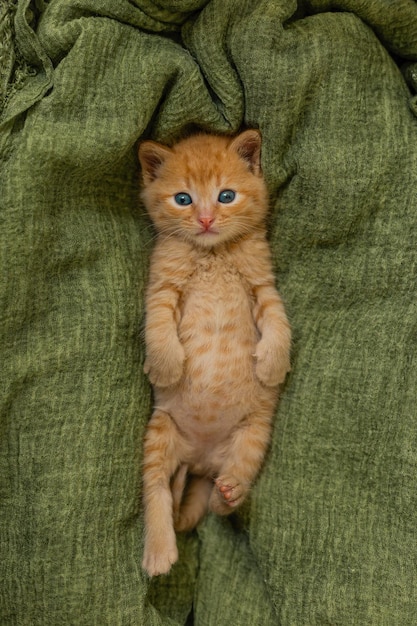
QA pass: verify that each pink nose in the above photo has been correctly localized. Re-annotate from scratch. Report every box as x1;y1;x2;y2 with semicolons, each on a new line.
199;216;215;230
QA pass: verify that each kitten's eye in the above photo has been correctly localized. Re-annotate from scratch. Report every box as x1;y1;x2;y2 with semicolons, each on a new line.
218;189;236;204
174;192;192;206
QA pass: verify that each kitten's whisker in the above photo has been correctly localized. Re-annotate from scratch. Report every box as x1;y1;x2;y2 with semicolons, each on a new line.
140;224;188;248
159;226;186;240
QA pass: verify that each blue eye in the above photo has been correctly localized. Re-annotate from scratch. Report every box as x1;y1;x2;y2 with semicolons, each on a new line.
174;192;192;206
218;189;236;204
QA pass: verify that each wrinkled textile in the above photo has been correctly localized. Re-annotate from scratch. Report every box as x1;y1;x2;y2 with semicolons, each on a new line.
1;0;417;624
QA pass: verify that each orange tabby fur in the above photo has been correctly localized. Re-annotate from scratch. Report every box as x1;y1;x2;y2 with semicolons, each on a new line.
138;130;291;577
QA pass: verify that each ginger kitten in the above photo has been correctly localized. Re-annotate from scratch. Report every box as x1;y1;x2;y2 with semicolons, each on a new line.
138;130;291;577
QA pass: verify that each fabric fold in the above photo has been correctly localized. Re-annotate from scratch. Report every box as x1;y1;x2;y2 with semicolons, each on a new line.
0;0;53;128
1;0;417;624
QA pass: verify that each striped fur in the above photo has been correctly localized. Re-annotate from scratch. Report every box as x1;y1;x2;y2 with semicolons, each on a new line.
138;131;291;576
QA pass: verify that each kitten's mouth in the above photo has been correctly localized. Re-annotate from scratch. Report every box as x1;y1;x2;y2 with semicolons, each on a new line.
194;228;221;246
197;227;220;237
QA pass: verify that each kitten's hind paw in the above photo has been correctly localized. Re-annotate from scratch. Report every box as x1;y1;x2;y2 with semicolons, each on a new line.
142;544;178;577
209;475;248;515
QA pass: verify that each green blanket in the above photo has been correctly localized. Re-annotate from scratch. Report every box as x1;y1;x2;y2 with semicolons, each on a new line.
1;0;417;623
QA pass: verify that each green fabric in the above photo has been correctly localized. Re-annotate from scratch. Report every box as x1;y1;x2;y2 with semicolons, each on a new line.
1;0;417;623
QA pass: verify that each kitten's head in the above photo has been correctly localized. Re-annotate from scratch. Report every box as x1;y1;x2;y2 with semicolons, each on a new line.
138;130;268;248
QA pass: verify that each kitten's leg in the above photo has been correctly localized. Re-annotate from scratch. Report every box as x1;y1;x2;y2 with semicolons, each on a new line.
142;409;183;577
209;407;272;516
174;476;212;532
253;284;291;387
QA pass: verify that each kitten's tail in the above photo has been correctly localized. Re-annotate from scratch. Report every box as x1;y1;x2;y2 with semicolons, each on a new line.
171;463;188;522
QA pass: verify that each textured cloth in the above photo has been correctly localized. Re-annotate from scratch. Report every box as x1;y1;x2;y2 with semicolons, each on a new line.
1;0;417;624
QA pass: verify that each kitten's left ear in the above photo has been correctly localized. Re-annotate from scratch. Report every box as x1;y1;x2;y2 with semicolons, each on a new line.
138;140;172;184
229;129;262;176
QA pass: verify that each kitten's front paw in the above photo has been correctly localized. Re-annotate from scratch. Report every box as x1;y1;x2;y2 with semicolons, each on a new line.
144;340;185;387
142;533;178;577
254;339;290;387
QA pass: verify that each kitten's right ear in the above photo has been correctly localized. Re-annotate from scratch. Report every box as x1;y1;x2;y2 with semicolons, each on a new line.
138;141;172;184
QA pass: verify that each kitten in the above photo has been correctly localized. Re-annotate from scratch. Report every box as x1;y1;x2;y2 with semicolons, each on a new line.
138;130;291;577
